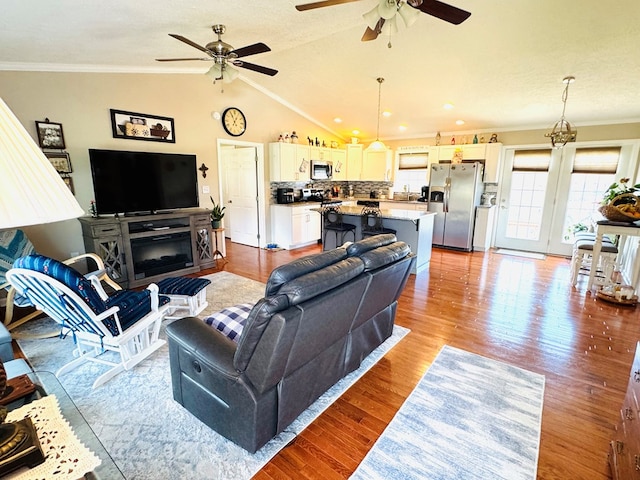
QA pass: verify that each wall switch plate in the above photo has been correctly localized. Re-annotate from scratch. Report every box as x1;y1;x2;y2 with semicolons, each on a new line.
202;186;210;194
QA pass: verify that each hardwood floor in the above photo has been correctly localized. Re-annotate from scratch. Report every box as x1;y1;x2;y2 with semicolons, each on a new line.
202;240;639;480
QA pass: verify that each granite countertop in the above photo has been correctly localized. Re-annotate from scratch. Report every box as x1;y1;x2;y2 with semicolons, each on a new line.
311;204;434;221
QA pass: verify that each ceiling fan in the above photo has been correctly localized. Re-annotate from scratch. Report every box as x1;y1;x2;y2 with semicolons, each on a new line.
156;24;277;82
296;0;470;42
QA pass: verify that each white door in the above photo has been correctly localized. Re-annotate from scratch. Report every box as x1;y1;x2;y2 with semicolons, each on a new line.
495;144;630;256
223;147;258;247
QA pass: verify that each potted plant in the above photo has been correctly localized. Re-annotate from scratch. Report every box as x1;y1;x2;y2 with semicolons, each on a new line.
210;196;225;229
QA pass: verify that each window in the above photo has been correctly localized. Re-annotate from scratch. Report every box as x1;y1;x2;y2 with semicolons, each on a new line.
562;147;620;242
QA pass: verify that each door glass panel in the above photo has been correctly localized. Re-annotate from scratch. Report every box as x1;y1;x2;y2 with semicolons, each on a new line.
505;171;549;240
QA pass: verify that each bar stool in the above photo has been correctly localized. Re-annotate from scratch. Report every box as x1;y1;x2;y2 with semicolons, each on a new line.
360;206;396;239
321;205;356;248
570;237;618;286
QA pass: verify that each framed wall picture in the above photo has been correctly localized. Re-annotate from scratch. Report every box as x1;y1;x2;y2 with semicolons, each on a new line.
35;120;66;149
44;151;73;174
110;109;175;143
62;176;74;194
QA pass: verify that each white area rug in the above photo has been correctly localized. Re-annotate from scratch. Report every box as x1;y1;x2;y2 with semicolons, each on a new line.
495;249;546;260
16;271;410;480
351;345;545;480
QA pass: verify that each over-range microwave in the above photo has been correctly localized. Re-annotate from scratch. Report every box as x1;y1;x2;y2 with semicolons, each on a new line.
310;160;333;180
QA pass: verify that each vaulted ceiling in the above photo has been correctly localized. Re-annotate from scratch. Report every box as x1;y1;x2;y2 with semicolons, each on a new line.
2;0;639;142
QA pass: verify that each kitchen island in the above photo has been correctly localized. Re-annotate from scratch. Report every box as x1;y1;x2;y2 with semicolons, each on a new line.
315;205;435;274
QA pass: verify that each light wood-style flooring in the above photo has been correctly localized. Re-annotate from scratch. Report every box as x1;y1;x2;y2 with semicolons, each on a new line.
201;240;638;480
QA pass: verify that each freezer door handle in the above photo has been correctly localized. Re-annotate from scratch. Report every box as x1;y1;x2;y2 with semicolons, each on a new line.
443;177;451;213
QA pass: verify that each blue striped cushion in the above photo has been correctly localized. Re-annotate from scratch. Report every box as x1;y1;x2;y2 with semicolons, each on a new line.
13;254;106;313
204;303;254;342
104;290;171;335
13;254;170;336
156;277;211;296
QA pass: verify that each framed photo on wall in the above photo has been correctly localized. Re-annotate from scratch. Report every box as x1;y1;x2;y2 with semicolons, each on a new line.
35;120;66;149
62;176;74;194
44;151;73;174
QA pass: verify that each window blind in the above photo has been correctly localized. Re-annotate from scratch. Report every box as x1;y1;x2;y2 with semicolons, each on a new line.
512;149;551;171
572;147;620;173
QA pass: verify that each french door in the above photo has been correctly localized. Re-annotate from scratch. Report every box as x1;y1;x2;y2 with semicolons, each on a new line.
494;143;629;256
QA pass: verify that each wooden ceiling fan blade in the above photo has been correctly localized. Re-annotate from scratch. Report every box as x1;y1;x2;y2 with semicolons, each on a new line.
168;34;211;54
155;57;210;62
361;27;379;42
296;0;361;12
234;61;278;76
361;18;384;42
416;0;471;25
231;42;271;58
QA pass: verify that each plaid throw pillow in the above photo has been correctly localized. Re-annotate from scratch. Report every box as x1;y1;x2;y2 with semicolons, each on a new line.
204;303;254;343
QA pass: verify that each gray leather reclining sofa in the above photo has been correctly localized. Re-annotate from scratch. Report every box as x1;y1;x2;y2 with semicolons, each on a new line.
165;234;416;453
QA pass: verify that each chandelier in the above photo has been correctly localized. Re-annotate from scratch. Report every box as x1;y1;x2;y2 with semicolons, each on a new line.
367;77;387;151
545;76;577;149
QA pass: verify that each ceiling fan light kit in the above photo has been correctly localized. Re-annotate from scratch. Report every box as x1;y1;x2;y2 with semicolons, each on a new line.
545;76;577;149
297;0;470;44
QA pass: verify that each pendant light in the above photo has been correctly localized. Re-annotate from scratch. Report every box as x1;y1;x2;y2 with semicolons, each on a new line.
368;77;386;151
545;76;577;149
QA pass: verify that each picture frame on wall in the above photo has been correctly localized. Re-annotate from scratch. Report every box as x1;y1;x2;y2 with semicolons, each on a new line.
44;151;73;174
62;176;74;194
110;109;175;143
35;120;66;149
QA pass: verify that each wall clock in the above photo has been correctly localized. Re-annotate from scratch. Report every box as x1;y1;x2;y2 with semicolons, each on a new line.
221;107;246;137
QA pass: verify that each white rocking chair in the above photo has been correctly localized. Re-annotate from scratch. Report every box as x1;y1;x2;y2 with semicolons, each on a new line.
7;254;170;388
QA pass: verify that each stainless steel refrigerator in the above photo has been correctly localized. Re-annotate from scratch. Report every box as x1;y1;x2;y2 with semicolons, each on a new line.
428;162;483;251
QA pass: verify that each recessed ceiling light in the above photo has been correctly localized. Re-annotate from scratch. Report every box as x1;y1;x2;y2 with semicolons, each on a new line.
382;111;392;117
352;129;360;135
455;120;465;125
399;125;407;131
334;117;342;123
443;103;455;110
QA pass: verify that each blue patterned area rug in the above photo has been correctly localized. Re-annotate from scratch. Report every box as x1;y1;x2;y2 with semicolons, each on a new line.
351;345;545;480
15;271;410;480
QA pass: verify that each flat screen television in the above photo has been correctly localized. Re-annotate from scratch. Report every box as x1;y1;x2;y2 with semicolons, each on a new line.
89;149;198;215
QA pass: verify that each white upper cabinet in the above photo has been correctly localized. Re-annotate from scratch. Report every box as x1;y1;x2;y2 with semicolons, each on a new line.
269;143;310;182
362;148;392;181
483;143;503;183
331;148;347;181
346;144;363;181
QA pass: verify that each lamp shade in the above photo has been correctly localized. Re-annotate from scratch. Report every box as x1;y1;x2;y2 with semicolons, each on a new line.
363;5;381;30
377;0;397;20
0;98;84;229
398;2;421;27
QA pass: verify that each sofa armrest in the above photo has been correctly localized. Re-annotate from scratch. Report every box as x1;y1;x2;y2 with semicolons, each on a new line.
166;316;237;377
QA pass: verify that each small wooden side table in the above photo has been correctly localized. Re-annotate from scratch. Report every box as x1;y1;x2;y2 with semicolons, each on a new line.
212;227;227;265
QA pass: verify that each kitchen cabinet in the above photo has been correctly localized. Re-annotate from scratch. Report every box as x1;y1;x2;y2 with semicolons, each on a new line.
362;147;392;181
438;143;486;162
483;143;503;183
271;204;321;250
473;206;496;251
433;143;503;183
346;144;363;181
269;143;310;181
331;148;347;181
608;342;640;479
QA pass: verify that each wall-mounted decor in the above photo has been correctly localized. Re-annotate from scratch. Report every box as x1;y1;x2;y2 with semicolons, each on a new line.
35;119;65;149
62;176;74;194
44;151;73;174
110;109;175;143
